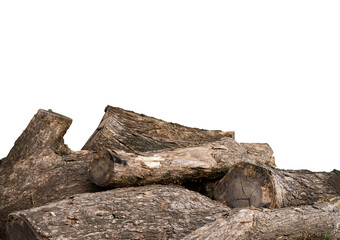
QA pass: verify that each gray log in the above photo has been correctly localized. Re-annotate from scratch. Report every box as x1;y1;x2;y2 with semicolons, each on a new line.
213;162;340;208
183;198;340;240
88;139;275;188
6;185;230;240
82;105;235;153
0;110;101;239
239;143;275;167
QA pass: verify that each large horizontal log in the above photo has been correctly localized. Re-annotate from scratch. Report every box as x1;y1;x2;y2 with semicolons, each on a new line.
0;110;101;239
213;162;340;208
183;198;340;240
89;138;275;188
7;185;230;240
82;105;235;153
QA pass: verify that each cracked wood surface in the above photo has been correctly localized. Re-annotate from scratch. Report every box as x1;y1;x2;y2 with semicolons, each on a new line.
213;162;340;208
183;198;340;240
0;110;101;240
88;138;275;189
82;105;235;153
7;185;230;240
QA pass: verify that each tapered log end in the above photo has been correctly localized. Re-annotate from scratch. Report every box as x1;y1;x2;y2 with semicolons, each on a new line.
7;215;37;240
214;163;275;208
89;150;115;187
3;109;72;164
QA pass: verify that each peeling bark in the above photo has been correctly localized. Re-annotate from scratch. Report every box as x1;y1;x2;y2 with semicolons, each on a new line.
183;198;340;240
82;105;235;153
0;110;101;239
88;139;275;188
213;162;340;208
7;185;230;240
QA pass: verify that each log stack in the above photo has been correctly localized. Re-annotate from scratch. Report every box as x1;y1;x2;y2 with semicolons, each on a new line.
0;106;339;240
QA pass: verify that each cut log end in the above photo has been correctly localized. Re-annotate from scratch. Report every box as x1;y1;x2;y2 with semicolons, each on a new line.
88;150;115;187
7;215;36;240
214;163;274;208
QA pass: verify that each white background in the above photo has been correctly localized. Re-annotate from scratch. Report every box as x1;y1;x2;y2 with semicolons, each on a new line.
0;1;339;171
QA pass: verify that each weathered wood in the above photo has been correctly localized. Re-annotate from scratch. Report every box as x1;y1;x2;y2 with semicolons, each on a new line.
239;143;275;167
213;162;340;208
181;143;276;199
6;185;230;240
183;198;340;240
88;138;275;188
82;105;235;153
0;110;101;239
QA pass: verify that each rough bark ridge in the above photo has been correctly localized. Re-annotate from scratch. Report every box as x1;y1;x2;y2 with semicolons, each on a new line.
82;105;235;153
0;110;101;239
7;185;230;240
89;139;275;188
183;197;340;240
213;162;340;208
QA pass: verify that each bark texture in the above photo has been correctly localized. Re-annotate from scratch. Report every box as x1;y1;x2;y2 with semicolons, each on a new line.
82;105;235;153
88;138;275;188
0;110;101;239
183;198;340;240
7;185;230;240
213;162;340;208
239;143;275;167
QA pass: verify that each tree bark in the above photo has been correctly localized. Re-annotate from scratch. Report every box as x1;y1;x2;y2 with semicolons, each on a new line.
213;162;340;208
6;185;230;240
88;138;275;188
82;105;235;153
0;110;101;240
239;143;275;167
183;198;340;240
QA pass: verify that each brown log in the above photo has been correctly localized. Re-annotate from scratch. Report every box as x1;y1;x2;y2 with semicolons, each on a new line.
6;185;230;240
213;162;340;208
0;110;101;239
82;105;235;153
183;198;340;240
88;138;275;188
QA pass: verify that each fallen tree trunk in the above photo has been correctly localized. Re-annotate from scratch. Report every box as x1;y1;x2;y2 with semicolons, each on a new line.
89;139;275;188
7;185;230;240
213;162;340;208
82;105;235;153
0;110;101;239
183;198;340;240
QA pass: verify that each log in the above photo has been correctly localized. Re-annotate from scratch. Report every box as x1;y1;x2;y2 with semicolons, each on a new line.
183;198;340;240
88;138;275;188
6;185;230;240
82;105;235;153
0;109;101;239
213;162;340;208
239;143;275;167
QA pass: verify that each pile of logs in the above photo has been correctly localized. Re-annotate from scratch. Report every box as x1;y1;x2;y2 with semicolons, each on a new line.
0;106;339;240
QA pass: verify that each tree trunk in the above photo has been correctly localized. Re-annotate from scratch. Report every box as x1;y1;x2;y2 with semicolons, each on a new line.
82;105;235;153
213;162;340;208
7;185;230;240
183;198;340;240
88;139;275;188
0;110;101;240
